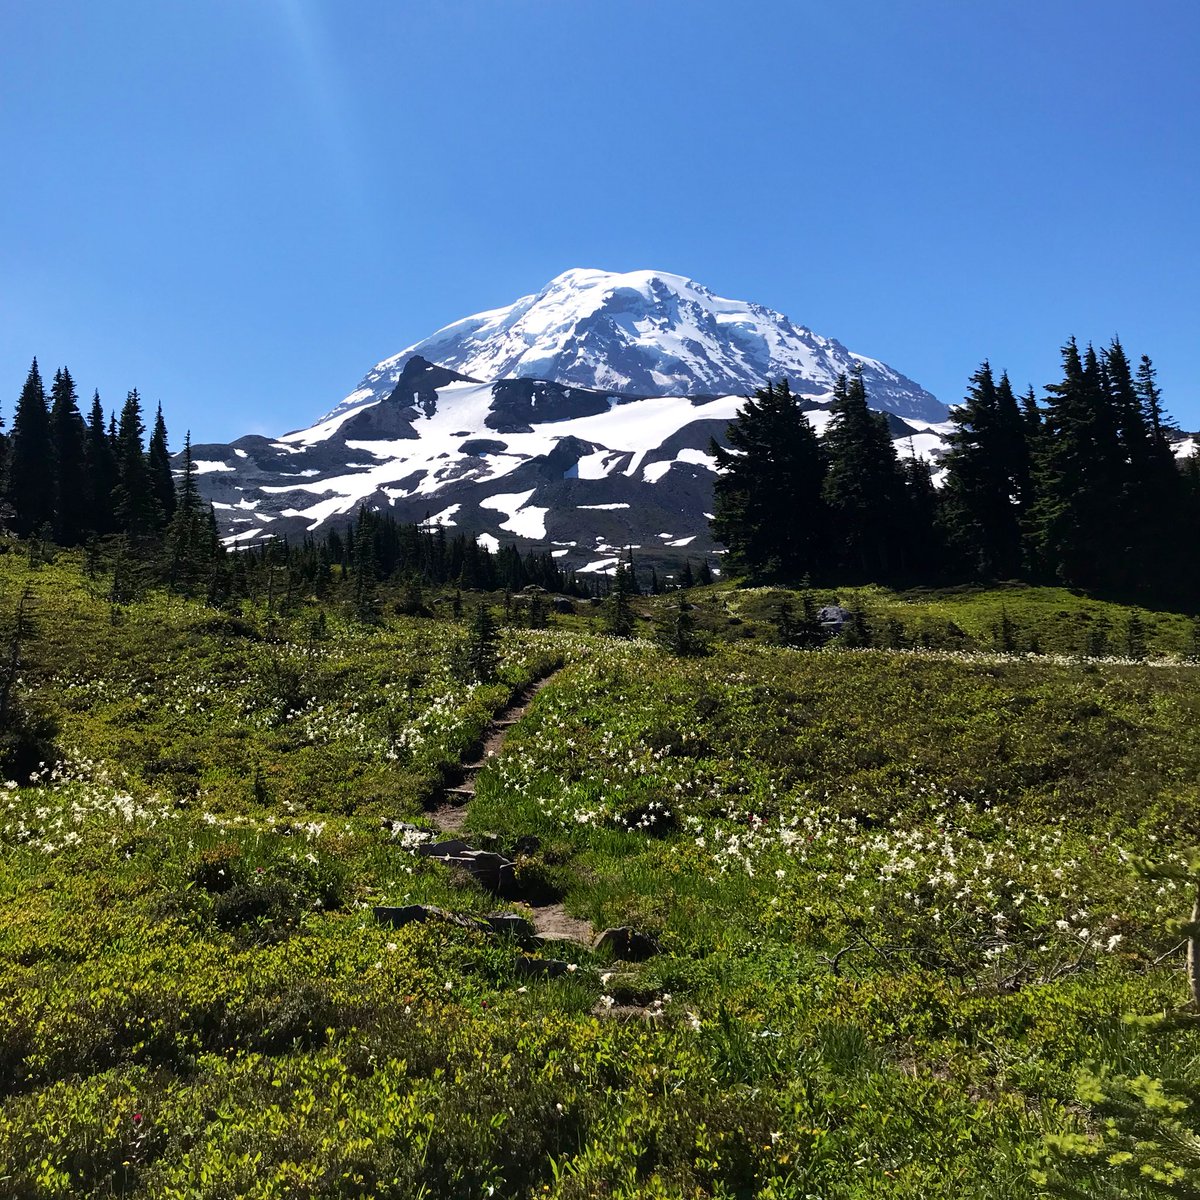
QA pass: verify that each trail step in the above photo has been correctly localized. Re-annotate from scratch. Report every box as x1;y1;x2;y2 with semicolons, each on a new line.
372;904;533;940
445;786;475;799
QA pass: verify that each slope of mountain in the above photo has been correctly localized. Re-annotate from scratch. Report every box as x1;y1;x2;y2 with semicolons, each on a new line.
191;353;951;573
322;268;947;426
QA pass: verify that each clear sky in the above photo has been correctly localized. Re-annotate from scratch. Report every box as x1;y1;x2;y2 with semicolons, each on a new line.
2;0;1197;443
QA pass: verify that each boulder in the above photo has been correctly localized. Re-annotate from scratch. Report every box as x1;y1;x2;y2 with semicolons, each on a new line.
515;956;573;979
418;839;473;858
484;912;535;938
594;926;660;962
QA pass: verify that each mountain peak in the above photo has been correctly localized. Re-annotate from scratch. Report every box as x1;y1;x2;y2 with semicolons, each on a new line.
325;269;946;424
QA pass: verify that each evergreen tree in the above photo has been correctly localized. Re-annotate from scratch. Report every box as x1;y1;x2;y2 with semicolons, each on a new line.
5;360;55;537
656;594;705;656
351;510;379;622
49;367;89;544
164;432;217;594
710;379;827;580
1136;354;1174;447
821;371;908;579
462;602;499;681
939;362;1027;579
1030;340;1125;591
147;403;176;527
604;560;636;637
112;390;160;543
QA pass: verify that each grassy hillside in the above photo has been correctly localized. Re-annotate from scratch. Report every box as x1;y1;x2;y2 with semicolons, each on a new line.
0;550;1198;1198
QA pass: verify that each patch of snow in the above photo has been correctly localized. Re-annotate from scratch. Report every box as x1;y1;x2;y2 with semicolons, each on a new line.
194;460;234;474
480;489;548;539
477;532;500;553
574;450;625;479
579;557;620;574
577;502;631;511
424;503;461;527
667;536;696;547
234;449;248;459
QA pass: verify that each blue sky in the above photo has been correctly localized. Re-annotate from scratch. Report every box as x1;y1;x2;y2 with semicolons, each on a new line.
2;0;1197;443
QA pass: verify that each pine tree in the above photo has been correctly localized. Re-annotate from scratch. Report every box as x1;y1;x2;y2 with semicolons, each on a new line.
710;379;827;580
5;360;55;537
49;367;89;544
821;371;908;579
939;362;1027;579
656;594;704;656
112;390;160;544
604;560;636;637
1030;341;1125;591
164;432;216;594
147;403;176;527
463;602;499;681
351;516;379;622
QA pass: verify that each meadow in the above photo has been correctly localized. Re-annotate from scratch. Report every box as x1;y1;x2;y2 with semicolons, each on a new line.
0;550;1197;1198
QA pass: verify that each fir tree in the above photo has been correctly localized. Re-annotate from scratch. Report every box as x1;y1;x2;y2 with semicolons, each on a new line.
821;371;908;579
164;432;216;594
147;403;176;527
939;362;1027;579
5;359;55;537
351;509;379;622
656;594;705;656
462;603;499;681
49;367;89;545
112;390;160;544
1030;340;1125;591
604;560;636;637
710;379;827;580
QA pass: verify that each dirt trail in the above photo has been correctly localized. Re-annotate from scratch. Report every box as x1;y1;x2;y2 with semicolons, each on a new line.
428;669;561;831
425;667;590;944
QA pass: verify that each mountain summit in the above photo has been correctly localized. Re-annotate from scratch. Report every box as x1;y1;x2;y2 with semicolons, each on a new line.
188;270;951;564
322;268;946;426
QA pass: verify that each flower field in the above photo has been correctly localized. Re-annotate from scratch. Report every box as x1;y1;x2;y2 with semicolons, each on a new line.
0;555;1198;1197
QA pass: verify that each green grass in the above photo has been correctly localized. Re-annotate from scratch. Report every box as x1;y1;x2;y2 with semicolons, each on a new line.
0;551;1198;1197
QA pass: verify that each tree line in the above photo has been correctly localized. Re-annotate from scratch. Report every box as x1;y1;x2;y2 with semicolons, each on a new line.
711;339;1200;607
0;358;607;609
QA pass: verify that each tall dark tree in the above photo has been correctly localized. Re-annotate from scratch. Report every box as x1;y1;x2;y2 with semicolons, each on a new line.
710;379;827;580
147;403;176;527
165;432;218;593
49;367;89;544
604;560;636;637
112;389;160;543
1135;354;1173;448
938;362;1027;578
821;371;908;578
5;359;55;537
85;391;117;536
1030;340;1124;591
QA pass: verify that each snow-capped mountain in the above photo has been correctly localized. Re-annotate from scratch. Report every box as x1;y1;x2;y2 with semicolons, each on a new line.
323;268;947;426
186;270;951;570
